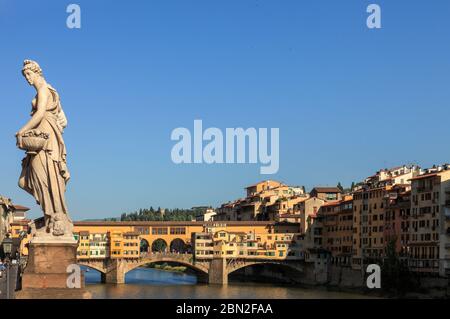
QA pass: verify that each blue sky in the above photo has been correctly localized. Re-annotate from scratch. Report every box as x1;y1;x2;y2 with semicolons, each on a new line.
0;0;449;220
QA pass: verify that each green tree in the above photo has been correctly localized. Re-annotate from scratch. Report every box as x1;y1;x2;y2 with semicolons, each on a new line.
120;207;197;222
381;238;417;296
152;239;167;252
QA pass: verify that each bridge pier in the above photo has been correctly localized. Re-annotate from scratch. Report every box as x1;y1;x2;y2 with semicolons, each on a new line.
208;258;228;285
100;272;106;283
104;270;125;284
104;260;126;284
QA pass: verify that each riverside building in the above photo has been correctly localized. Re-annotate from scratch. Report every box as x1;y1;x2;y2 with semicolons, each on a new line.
408;164;450;276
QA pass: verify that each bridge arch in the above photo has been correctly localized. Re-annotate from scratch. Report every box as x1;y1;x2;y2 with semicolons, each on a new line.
169;238;187;253
151;238;168;252
77;262;107;274
227;260;303;277
123;255;209;277
140;238;150;253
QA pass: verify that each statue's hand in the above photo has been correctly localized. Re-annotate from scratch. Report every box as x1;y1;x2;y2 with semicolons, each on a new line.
16;133;23;149
15;129;26;137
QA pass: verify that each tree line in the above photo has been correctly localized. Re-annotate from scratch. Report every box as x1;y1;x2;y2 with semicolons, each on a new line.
117;207;201;222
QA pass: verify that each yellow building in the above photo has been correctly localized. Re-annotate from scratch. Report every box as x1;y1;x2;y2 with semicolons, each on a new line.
9;219;31;257
73;220;299;259
109;231;125;258
88;233;109;259
122;232;140;258
75;231;91;259
193;224;303;261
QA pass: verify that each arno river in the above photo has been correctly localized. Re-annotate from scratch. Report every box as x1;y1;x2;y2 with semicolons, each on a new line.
83;267;374;299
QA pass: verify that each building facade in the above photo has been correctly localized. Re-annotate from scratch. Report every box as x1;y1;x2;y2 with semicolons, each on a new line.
409;166;450;276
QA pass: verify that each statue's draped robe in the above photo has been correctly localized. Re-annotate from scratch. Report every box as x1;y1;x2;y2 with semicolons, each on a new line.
19;85;71;222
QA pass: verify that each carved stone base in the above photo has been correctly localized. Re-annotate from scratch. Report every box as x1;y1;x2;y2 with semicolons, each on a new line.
17;241;91;299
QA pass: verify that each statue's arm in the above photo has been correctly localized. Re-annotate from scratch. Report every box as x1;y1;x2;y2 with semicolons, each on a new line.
17;89;48;135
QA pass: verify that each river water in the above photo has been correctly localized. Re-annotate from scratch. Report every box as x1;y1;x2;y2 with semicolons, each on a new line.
83;267;374;299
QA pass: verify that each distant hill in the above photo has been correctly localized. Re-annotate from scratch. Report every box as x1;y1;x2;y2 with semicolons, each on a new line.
120;206;198;222
80;207;203;222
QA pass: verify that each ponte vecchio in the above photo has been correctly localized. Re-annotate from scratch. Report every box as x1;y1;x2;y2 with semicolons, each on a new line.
72;220;306;285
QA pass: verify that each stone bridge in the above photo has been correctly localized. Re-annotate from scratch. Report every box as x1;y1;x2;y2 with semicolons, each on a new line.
78;252;305;285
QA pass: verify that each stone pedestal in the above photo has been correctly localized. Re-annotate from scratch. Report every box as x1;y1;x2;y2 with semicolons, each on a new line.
16;240;91;299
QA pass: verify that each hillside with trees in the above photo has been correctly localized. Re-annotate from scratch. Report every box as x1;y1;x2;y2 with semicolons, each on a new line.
119;207;200;222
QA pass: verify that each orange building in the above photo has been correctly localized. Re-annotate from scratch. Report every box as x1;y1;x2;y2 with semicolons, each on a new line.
315;196;353;266
408;167;450;275
383;185;411;258
352;185;390;268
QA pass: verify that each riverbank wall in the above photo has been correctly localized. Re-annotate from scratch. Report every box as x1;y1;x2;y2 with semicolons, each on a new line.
229;263;449;297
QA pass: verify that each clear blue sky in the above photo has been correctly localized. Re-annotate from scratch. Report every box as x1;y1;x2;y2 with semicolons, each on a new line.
1;0;449;220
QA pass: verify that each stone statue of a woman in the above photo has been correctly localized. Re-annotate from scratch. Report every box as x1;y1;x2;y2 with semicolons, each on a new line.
16;60;74;240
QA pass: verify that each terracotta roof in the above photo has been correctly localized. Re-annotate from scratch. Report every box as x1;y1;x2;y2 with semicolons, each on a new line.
12;204;30;211
311;187;342;193
322;201;341;207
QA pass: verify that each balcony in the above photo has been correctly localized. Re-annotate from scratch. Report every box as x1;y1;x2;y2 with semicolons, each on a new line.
416;187;433;193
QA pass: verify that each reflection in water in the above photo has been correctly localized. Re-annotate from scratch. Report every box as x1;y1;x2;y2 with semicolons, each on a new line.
83;267;374;299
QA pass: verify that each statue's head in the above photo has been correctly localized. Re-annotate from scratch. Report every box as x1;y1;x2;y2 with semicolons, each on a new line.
22;59;43;86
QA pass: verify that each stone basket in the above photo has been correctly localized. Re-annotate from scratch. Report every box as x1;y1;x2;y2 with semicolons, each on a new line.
19;130;49;154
